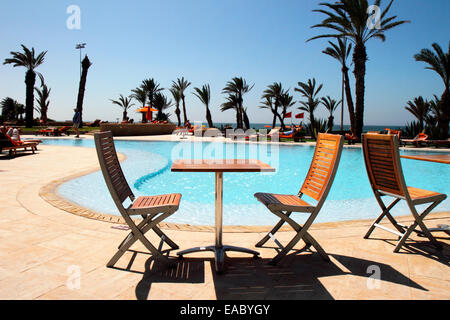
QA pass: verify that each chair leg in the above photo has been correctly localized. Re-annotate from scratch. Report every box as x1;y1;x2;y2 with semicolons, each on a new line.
395;200;444;252
152;225;179;250
270;227;307;265
107;212;176;268
303;232;330;262
255;212;291;247
394;222;418;253
267;210;321;265
364;198;402;239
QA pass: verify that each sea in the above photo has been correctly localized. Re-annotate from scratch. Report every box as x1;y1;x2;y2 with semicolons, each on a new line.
210;122;404;132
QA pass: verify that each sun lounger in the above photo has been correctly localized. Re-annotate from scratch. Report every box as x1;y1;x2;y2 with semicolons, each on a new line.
345;133;358;144
400;133;428;147
362;133;446;252
38;126;71;136
429;138;450;148
94;131;181;267
279;127;305;142
244;127;281;141
0;132;38;157
254;133;344;264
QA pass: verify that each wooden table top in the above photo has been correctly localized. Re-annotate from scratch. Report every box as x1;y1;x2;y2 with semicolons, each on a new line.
401;154;450;164
171;159;276;172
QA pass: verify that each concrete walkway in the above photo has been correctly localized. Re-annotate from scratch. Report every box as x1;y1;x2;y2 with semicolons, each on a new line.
0;142;449;300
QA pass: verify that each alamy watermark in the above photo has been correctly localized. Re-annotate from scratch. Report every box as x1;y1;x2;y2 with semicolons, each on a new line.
66;265;81;290
66;5;81;30
366;265;381;290
367;5;381;30
170;121;279;174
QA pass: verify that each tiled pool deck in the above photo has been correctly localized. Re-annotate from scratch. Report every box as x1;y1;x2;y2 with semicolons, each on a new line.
0;136;449;300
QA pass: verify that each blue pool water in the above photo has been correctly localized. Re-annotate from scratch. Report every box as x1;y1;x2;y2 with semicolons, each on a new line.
42;139;450;226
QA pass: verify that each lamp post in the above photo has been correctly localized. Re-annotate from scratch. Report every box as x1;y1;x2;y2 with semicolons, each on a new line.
75;43;86;78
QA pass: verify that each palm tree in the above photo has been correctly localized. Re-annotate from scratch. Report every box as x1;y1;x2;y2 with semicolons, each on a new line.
169;87;182;126
259;96;278;129
322;38;354;133
1;97;20;121
405;96;430;133
16;103;25;122
242;107;251;129
414;42;450;139
142;78;163;123
172;77;191;125
262;82;285;129
222;77;254;129
429;95;443;122
35;75;51;124
425;95;443;138
193;84;214;128
130;87;147;123
75;55;92;127
295;78;323;126
321;96;342;131
110;94;135;122
309;0;409;140
279;91;296;128
153;92;172;121
221;93;241;127
130;87;146;107
3;44;47;127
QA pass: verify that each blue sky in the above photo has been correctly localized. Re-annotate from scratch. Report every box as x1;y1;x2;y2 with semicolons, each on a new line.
0;0;449;126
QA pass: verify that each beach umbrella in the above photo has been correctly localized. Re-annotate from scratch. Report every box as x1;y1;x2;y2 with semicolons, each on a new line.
135;106;158;122
135;107;157;113
264;125;271;128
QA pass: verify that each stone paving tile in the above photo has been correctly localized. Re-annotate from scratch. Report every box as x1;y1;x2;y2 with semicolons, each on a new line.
0;262;68;300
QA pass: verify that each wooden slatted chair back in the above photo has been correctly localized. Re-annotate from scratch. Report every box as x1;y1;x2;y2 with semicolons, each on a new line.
299;133;344;203
362;134;406;197
94;131;134;209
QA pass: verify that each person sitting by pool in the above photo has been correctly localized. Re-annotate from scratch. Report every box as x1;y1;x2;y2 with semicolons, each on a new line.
7;126;21;142
184;120;192;129
281;128;295;135
72;108;81;138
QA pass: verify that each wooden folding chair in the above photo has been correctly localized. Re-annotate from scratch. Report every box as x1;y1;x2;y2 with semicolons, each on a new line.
94;131;181;267
254;133;344;264
362;133;446;252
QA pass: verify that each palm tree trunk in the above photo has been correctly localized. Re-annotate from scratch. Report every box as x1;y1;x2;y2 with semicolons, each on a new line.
236;108;241;129
76;56;92;128
340;70;344;133
237;108;243;129
237;95;244;129
328;115;334;131
243;109;250;129
353;42;367;140
42;106;48;123
182;96;187;125
206;107;213;128
343;67;356;134
25;69;36;128
272;111;277;128
439;88;449;139
122;110;128;122
175;105;181;127
276;112;285;130
309;113;315;127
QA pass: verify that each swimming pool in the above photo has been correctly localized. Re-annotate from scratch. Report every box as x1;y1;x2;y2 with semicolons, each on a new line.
42;139;450;226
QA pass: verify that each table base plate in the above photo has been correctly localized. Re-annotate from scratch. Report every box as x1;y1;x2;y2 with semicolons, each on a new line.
177;245;260;273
